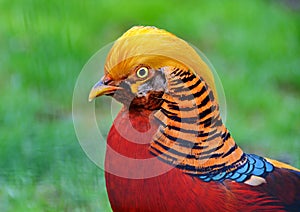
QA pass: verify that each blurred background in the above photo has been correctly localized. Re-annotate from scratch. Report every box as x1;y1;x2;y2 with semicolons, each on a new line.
1;0;299;211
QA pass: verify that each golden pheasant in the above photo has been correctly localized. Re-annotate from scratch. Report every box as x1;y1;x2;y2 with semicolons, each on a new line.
89;26;300;211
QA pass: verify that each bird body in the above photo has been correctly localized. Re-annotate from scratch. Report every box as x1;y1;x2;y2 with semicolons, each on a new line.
105;109;299;211
89;26;300;211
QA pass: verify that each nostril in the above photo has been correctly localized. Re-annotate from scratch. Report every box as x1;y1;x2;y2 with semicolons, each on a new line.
102;75;113;85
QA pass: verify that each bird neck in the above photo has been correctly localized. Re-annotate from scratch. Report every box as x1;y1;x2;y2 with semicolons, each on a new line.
149;68;246;175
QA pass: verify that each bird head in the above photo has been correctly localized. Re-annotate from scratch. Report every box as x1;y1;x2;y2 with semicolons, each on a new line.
88;26;245;173
89;26;218;110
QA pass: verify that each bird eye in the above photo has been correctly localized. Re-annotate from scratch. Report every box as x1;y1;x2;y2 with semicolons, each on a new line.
136;67;149;78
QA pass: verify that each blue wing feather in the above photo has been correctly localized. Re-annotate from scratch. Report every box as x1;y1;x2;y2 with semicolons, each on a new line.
195;153;274;183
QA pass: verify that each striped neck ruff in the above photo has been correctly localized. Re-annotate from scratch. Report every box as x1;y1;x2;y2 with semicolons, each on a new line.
149;67;246;175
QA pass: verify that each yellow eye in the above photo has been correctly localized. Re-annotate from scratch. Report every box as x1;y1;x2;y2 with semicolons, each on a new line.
136;67;149;78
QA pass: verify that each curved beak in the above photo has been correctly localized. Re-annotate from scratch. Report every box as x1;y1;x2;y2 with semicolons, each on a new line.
88;76;121;102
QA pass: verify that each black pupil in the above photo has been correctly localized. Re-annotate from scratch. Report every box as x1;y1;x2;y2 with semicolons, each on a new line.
139;68;146;77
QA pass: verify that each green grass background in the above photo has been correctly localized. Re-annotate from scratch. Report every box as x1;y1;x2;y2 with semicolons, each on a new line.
1;0;299;211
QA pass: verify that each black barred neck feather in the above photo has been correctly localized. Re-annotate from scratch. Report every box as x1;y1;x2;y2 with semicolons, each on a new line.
150;67;246;175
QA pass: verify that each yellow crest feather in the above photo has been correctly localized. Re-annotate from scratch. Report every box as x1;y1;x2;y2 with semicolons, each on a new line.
105;26;218;101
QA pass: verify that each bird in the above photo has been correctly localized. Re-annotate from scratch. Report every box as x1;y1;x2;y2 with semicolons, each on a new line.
88;26;300;211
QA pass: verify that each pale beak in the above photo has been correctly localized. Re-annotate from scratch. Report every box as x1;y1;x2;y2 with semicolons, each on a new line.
88;77;121;102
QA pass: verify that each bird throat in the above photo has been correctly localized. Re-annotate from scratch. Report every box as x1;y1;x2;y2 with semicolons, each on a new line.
149;68;246;175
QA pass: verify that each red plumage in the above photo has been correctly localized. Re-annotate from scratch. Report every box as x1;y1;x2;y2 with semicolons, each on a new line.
105;109;300;211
